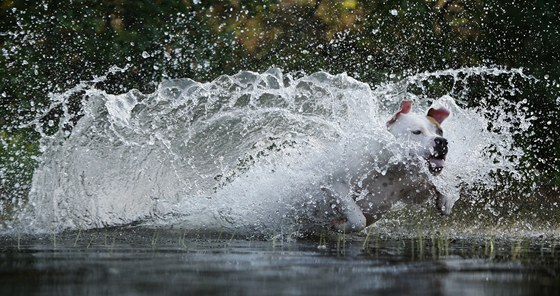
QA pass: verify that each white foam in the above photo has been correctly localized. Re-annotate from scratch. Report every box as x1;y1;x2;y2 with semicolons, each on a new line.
17;67;531;236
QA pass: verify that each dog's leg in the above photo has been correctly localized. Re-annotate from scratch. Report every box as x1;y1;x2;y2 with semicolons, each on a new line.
436;190;453;215
321;184;366;233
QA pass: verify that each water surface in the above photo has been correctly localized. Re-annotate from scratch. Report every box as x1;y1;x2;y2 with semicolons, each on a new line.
1;228;558;295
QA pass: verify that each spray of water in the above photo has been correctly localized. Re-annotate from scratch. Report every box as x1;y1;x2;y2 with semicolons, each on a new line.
13;67;534;237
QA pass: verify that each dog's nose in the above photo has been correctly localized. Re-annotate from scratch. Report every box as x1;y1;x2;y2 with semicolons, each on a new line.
434;137;448;147
434;137;448;156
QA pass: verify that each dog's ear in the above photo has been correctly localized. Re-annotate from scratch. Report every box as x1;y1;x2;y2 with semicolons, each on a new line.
427;107;450;124
387;100;412;127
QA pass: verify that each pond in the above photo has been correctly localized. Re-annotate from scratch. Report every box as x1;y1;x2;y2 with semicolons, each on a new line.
1;228;559;296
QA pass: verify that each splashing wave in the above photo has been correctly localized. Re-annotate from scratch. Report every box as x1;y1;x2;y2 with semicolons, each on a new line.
18;67;531;236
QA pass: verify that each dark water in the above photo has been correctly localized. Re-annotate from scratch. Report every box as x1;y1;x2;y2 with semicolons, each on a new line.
1;228;559;296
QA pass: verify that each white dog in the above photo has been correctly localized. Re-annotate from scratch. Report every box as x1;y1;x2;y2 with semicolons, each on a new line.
318;100;451;233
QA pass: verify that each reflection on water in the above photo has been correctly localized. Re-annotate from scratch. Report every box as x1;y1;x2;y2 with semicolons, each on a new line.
1;228;558;296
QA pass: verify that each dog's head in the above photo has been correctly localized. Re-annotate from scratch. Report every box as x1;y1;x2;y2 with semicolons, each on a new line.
386;100;450;175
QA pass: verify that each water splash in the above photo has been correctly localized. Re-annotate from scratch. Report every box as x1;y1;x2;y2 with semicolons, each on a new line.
15;67;534;236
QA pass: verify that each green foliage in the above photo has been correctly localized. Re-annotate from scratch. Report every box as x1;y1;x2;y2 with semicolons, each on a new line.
0;128;39;220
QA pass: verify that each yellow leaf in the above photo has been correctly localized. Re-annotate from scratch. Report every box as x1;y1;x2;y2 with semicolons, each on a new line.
343;0;357;9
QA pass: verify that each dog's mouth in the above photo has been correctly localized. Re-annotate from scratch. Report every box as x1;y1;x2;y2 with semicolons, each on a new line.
427;155;446;175
427;137;448;175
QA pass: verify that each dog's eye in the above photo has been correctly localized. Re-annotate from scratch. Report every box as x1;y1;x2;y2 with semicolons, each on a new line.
411;130;422;135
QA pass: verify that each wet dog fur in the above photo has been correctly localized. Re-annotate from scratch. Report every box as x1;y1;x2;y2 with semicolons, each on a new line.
318;100;452;233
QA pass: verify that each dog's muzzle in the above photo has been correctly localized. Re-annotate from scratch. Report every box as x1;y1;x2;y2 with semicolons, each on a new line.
428;137;448;175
